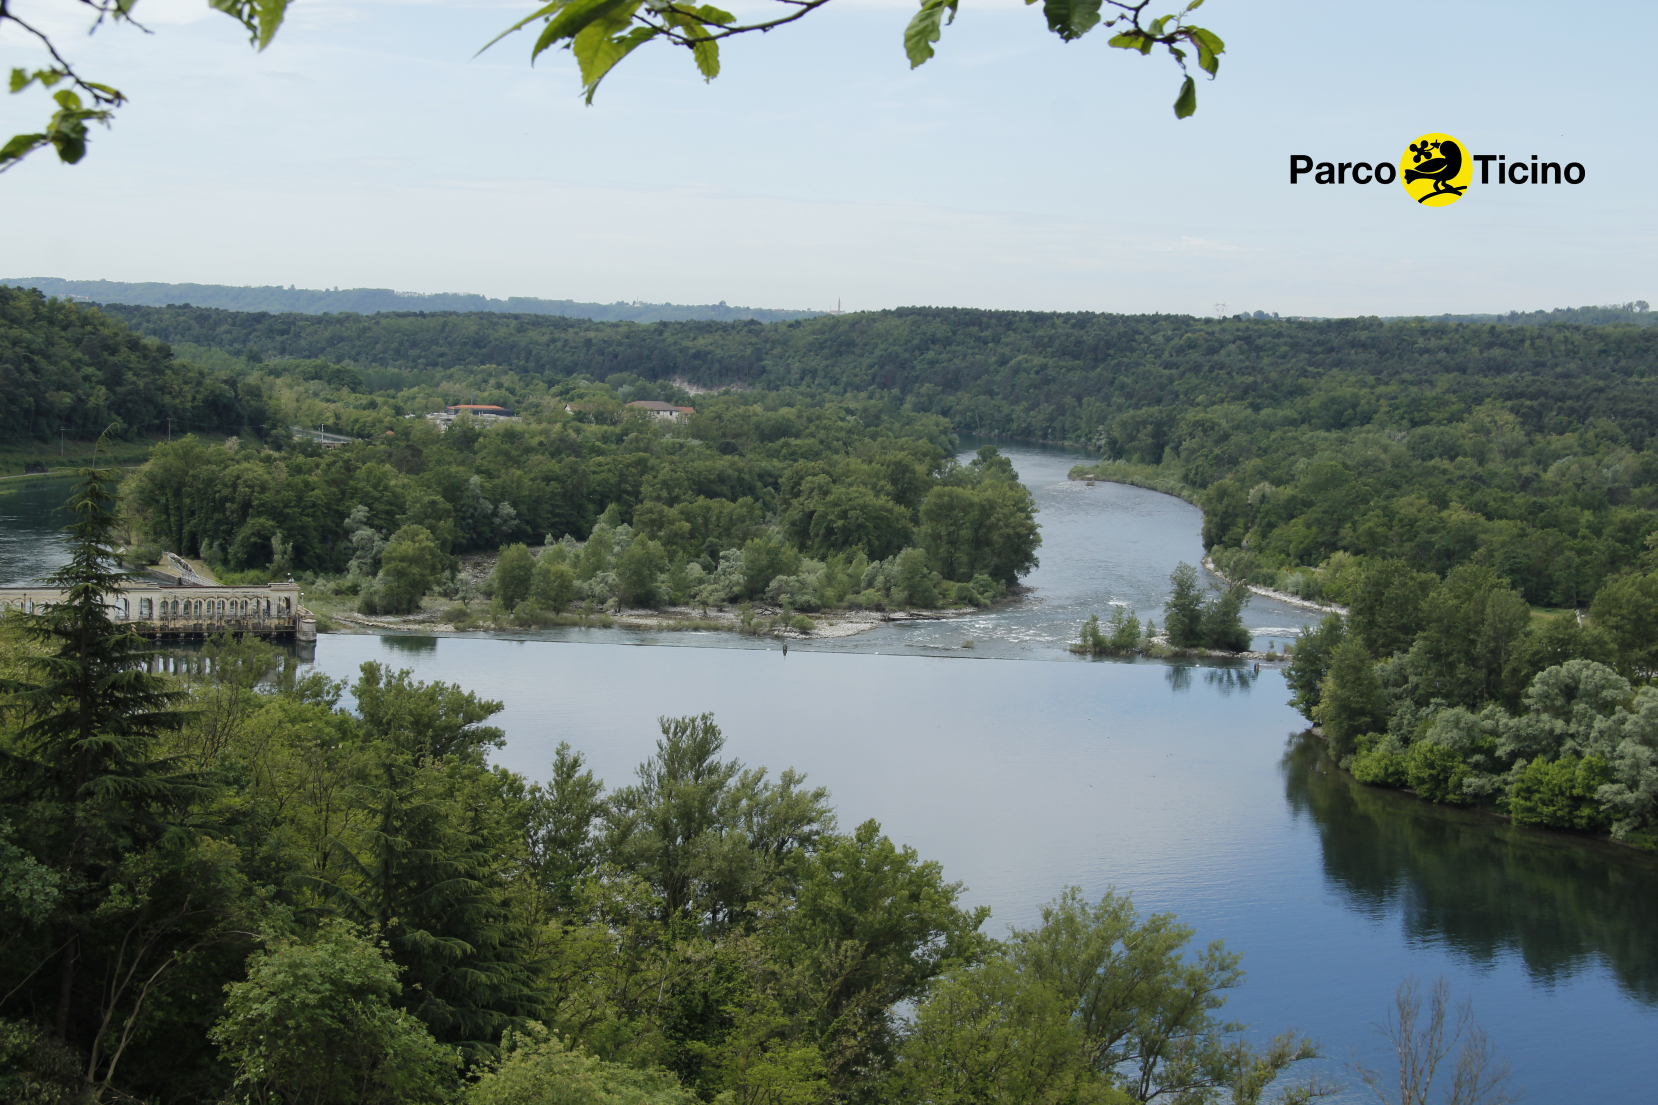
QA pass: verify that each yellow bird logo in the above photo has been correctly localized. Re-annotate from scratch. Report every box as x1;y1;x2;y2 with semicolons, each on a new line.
1399;132;1473;207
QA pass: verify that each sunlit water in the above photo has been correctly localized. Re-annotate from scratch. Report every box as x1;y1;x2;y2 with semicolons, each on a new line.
3;452;1654;1103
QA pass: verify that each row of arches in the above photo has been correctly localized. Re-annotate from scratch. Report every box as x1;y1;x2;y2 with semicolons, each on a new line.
135;595;294;620
0;593;297;623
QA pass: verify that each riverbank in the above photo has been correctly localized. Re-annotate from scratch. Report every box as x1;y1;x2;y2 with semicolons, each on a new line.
1201;555;1348;617
1304;726;1656;855
1067;465;1346;619
1067;461;1197;503
326;602;967;639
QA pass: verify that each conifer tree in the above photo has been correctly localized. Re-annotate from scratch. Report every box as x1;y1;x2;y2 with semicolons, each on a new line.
0;465;197;1043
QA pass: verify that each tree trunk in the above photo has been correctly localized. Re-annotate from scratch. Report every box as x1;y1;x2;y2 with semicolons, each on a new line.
54;928;79;1042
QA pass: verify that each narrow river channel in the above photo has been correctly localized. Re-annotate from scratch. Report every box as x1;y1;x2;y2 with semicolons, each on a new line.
3;447;1654;1102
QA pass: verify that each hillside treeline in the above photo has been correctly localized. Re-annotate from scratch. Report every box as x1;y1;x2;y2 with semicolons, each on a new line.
7;278;820;323
0;286;264;442
94;301;1658;445
16;286;1658;609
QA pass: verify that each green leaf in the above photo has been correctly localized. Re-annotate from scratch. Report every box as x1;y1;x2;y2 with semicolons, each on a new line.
1183;0;1204;11
1192;27;1225;53
1173;74;1196;118
664;8;724;80
253;0;289;49
1107;32;1153;55
575;21;656;103
1195;40;1217;75
535;0;638;59
904;0;956;68
207;0;289;50
691;36;720;79
9;67;68;94
1148;14;1170;35
693;4;736;25
0;133;49;165
1041;0;1101;41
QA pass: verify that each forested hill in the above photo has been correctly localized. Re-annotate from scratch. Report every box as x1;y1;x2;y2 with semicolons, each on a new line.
4;278;821;323
97;300;1658;445
14;286;1658;610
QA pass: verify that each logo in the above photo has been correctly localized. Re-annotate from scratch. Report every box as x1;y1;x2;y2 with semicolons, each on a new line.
1400;132;1472;206
1288;136;1586;206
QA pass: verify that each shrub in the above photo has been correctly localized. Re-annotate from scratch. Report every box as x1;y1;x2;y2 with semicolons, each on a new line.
465;1027;694;1105
1405;741;1472;804
1350;739;1408;787
1509;755;1615;832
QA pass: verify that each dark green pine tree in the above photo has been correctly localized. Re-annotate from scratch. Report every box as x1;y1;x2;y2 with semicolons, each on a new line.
314;663;542;1054
0;466;198;1042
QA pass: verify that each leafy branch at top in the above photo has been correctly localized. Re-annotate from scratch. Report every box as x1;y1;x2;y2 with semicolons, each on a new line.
490;0;1224;115
909;0;1222;117
1;0;289;173
3;0;1223;176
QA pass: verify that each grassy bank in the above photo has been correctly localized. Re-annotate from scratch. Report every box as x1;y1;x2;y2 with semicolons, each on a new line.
0;435;175;478
1067;459;1197;503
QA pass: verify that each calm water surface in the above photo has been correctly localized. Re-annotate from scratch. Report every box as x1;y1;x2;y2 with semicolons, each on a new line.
0;476;74;585
4;451;1654;1102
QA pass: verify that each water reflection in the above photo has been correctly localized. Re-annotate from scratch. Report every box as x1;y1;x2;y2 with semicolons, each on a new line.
1203;666;1255;695
1282;733;1658;1005
381;635;439;653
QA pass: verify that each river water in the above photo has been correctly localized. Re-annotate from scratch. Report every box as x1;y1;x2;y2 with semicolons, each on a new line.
3;449;1654;1102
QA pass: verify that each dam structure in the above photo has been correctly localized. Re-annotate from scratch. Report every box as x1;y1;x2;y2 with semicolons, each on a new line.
0;579;316;641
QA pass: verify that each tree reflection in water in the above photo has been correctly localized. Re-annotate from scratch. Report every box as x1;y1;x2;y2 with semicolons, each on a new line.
1282;733;1658;1005
1165;663;1256;695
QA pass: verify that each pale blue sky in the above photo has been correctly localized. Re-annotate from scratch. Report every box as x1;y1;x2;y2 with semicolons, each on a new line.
2;0;1652;316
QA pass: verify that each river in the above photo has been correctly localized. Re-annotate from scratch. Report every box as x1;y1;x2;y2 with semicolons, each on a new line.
3;448;1654;1102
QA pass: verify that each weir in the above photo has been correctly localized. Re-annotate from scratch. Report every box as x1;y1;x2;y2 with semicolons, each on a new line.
0;580;316;641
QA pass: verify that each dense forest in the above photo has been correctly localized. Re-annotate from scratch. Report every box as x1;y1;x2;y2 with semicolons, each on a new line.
0;287;261;442
12;284;1658;614
0;478;1331;1105
121;398;1038;617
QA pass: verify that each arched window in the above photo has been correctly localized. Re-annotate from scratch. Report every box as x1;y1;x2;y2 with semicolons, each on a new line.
140;598;153;618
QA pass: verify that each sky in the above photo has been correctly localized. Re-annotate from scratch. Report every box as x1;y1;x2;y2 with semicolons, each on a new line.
2;0;1653;316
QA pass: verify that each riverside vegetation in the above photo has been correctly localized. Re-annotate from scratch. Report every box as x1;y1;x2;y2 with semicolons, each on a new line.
1072;564;1252;658
1282;557;1658;847
0;469;1374;1105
